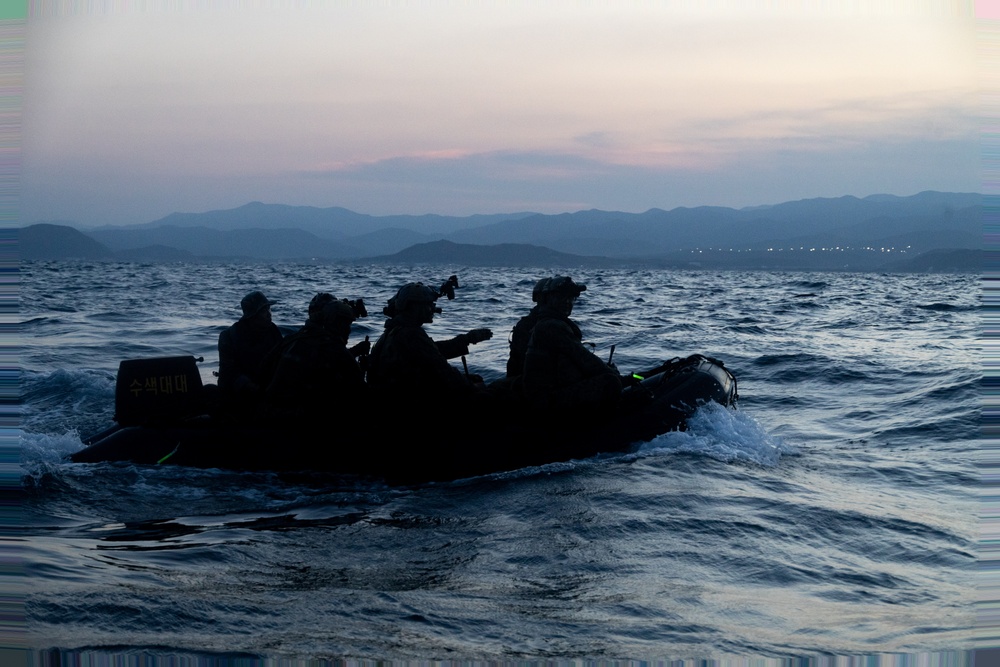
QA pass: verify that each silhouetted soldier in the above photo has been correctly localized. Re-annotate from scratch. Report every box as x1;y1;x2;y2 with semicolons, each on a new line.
264;296;367;419
218;290;283;406
517;276;621;412
506;277;563;379
366;282;492;406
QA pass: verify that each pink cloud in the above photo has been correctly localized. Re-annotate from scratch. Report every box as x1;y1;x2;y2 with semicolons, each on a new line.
979;0;1000;19
313;149;475;173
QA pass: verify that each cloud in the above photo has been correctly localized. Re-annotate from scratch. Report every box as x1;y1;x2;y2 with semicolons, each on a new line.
20;6;980;224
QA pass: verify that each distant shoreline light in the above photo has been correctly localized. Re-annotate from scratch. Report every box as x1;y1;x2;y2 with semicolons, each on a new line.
687;246;913;254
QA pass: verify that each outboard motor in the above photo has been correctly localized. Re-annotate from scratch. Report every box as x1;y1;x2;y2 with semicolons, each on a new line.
114;356;205;426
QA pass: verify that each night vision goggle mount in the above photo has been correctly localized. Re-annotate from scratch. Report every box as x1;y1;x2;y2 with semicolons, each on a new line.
342;298;367;319
382;275;462;318
432;275;460;312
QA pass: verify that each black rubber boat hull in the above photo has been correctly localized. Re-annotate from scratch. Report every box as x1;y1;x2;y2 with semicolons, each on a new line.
69;355;738;483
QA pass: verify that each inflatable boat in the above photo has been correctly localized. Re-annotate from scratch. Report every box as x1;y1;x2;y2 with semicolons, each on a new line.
69;354;738;483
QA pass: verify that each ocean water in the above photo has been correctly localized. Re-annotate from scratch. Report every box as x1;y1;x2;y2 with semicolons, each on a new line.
19;261;978;663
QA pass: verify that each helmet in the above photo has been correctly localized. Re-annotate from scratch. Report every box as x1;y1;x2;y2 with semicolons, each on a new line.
308;292;336;319
320;300;355;328
532;276;586;302
240;290;276;318
317;299;355;342
531;278;550;302
393;283;437;312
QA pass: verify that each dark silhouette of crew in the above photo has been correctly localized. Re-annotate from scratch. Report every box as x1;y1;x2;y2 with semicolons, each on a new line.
514;276;622;412
366;282;492;406
264;293;367;418
217;290;283;405
506;277;560;379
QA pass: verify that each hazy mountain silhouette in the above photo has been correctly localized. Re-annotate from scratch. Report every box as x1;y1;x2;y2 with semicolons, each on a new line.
87;226;359;260
21;191;982;271
20;224;114;260
125;202;536;239
447;192;980;256
367;240;622;268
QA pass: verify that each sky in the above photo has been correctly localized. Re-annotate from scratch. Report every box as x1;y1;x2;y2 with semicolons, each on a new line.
19;1;981;227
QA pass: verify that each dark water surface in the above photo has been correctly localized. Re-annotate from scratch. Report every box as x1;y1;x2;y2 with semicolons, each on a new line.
20;262;977;662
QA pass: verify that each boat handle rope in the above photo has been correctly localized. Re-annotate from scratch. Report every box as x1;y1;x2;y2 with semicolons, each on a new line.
157;443;180;465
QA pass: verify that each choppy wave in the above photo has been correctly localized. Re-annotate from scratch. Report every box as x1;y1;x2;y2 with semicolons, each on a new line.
20;263;978;660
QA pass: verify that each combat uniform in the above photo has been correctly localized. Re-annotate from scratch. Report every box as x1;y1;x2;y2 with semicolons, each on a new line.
218;312;283;395
264;319;367;418
366;318;474;404
522;306;621;412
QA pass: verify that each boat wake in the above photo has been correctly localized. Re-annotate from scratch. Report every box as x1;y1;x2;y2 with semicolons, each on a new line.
639;402;796;466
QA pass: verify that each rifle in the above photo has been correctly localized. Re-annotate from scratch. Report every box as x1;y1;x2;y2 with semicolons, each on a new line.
460;354;486;387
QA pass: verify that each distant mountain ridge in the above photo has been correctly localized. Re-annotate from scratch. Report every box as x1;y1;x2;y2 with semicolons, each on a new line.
446;192;981;257
20;191;982;272
100;201;537;240
19;223;114;260
370;240;623;268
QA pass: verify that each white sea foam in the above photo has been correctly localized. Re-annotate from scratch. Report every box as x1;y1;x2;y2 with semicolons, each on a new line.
18;430;89;489
639;402;797;466
22;368;116;436
20;430;85;463
23;368;116;397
